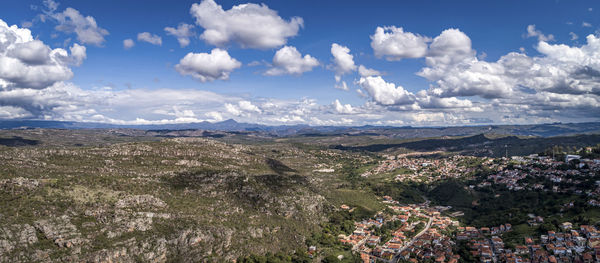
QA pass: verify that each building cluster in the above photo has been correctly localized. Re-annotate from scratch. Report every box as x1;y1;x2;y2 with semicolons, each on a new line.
362;155;484;183
337;151;600;263
475;155;600;201
340;196;461;263
460;223;600;263
457;225;519;262
396;226;460;263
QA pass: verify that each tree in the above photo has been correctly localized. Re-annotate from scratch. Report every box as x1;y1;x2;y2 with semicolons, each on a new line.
321;255;339;263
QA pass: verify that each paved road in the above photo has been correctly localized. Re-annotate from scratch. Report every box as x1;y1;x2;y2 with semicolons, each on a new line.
391;216;433;263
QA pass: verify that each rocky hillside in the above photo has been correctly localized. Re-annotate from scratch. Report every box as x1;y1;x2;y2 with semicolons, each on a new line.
0;133;372;262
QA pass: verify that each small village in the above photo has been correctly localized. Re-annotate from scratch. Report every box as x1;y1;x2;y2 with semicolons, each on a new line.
474;153;600;206
337;194;600;263
334;149;600;263
339;196;461;263
362;154;485;183
458;223;600;263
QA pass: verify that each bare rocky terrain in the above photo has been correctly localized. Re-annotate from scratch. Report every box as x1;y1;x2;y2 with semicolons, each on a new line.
0;129;375;262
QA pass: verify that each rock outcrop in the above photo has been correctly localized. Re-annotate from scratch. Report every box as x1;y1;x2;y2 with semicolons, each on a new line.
34;215;87;248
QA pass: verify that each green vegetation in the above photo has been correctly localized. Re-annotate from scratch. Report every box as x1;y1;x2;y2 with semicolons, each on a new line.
236;252;312;263
2;128;600;262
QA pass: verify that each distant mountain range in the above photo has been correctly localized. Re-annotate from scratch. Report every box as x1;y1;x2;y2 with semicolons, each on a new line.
1;119;600;138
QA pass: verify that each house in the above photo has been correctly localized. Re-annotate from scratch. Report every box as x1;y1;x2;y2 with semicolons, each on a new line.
552;246;567;255
525;237;534;245
387;243;401;252
360;253;370;263
561;222;573;230
515;245;529;254
587;237;600;248
481;227;490;234
582;252;593;263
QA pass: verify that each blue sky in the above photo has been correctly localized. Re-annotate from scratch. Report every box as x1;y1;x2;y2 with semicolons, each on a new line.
0;0;599;126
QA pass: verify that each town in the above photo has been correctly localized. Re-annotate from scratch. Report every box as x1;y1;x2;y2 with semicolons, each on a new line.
324;146;600;263
339;197;460;263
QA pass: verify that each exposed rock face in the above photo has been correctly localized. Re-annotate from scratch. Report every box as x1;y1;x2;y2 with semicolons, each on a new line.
34;215;87;248
104;211;170;239
116;195;168;210
169;227;235;261
90;195;172;239
0;224;38;255
0;134;337;262
0;177;40;193
175;159;205;167
89;237;167;263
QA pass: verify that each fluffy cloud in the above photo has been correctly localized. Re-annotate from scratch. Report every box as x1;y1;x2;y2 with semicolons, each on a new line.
409;112;452;123
332;99;354;114
0;81;242;123
421;60;515;99
238;100;261;113
527;35;600;95
358;76;415;105
526;25;554;42
225;100;261;116
0;106;32;119
365;25;600;120
137;32;162;46
358;65;381;77
224;103;241;116
416;91;477;109
265;46;319;76
356;74;482;111
414;29;516;99
7;40;51;65
425;28;474;67
3;13;600;126
123;39;135;49
330;43;356;81
370;26;430;61
205;111;223;122
190;0;303;49
1;79;595;126
175;48;241;82
334;81;349;91
43;1;109;46
69;43;86;66
0;19;85;90
164;23;195;47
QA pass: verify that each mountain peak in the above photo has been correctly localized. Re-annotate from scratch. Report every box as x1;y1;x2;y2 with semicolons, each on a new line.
220;119;238;124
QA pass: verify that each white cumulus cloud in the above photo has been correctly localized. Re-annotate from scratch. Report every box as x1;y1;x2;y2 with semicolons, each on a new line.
137;32;162;46
358;76;415;105
526;24;555;42
175;48;242;82
190;0;303;49
370;26;430;61
43;1;109;46
123;39;135;49
334;81;349;91
330;43;356;81
164;23;195;47
265;46;319;76
0;19;85;90
358;65;381;77
332;99;354;114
